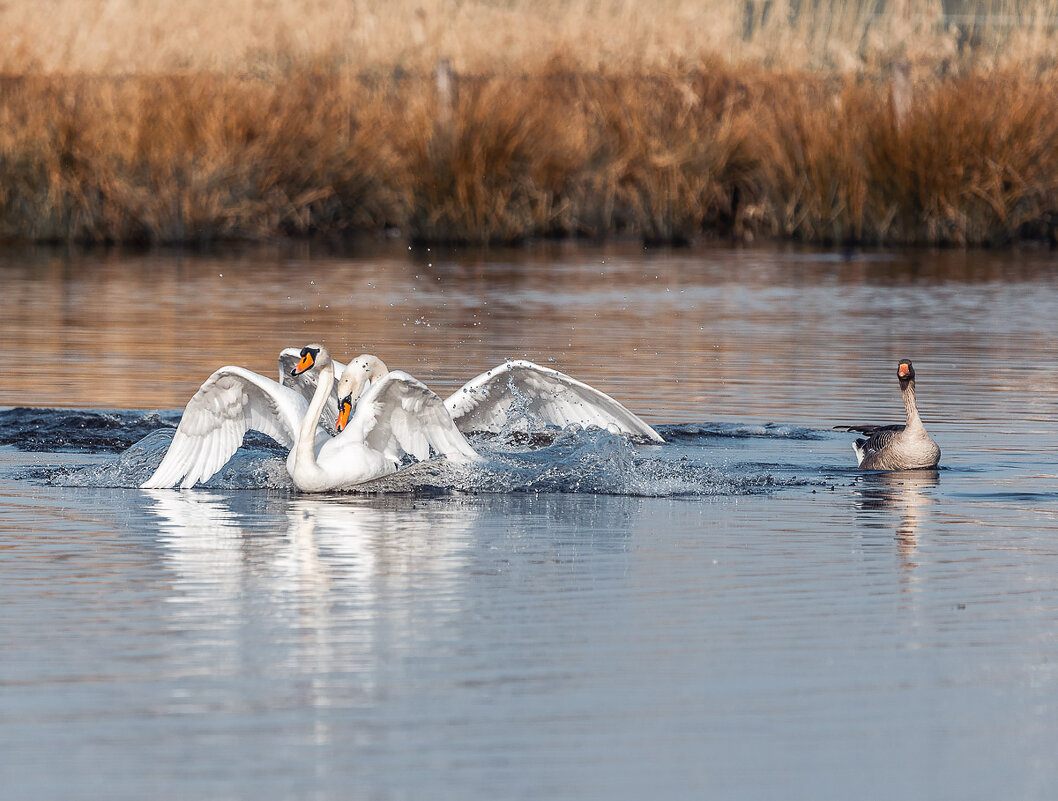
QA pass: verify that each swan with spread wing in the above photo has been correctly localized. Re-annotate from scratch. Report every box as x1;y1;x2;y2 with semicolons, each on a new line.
329;354;664;443
143;345;479;491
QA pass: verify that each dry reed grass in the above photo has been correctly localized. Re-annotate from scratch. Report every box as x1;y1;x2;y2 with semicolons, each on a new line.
3;0;1058;245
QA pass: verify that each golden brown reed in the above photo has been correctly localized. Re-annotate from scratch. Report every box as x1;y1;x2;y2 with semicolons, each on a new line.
3;0;1058;245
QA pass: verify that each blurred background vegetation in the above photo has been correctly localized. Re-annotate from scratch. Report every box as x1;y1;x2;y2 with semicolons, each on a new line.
2;1;1057;245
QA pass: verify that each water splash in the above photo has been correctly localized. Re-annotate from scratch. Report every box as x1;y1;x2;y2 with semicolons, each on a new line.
660;422;824;441
458;428;791;497
52;429;294;490
18;408;818;497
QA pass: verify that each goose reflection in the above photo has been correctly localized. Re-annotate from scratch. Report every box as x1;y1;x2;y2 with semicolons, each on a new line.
851;469;939;558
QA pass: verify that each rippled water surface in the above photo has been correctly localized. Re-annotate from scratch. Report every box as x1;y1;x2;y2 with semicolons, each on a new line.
3;243;1058;800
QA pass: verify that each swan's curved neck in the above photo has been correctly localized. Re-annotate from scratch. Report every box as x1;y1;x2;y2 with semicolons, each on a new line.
294;358;336;476
363;355;389;379
901;379;923;430
356;355;389;399
342;355;391;406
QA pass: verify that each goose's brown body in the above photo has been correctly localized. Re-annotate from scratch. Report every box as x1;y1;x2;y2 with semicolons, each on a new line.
839;360;940;471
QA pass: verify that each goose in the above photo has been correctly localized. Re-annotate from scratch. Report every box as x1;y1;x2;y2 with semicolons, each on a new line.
143;345;479;491
836;359;941;470
325;353;664;443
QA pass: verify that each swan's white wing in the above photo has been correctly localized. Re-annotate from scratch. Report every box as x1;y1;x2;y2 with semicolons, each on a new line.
346;370;480;464
445;360;664;443
142;366;309;489
278;347;345;432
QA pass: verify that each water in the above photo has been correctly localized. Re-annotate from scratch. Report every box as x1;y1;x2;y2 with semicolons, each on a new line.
3;243;1058;800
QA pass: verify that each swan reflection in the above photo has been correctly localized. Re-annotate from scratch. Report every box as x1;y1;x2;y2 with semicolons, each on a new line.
145;490;477;595
143;490;479;716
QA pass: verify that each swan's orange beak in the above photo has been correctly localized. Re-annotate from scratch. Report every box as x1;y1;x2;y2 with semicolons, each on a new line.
336;398;352;433
898;362;911;379
292;351;315;376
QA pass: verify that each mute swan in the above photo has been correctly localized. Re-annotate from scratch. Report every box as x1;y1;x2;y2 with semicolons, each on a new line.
279;347;344;422
142;361;331;490
835;359;941;470
332;354;664;443
144;345;479;491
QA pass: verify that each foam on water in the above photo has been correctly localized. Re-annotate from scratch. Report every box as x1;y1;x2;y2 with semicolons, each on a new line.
660;422;824;440
464;427;794;496
49;429;296;490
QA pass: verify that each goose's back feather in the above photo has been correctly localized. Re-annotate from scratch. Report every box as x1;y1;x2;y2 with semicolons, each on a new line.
852;425;907;467
834;423;903;437
839;422;939;470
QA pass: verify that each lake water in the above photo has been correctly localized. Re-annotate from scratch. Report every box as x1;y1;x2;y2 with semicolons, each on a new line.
2;242;1058;800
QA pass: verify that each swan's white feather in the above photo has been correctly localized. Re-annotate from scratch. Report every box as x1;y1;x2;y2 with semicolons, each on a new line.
142;366;310;489
146;349;479;494
344;370;480;466
444;359;663;442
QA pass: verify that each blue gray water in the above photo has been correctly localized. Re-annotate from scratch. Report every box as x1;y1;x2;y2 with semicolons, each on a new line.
2;244;1058;800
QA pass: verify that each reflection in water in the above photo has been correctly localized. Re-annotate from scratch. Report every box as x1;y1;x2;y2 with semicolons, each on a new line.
851;470;939;560
139;489;645;736
144;490;479;721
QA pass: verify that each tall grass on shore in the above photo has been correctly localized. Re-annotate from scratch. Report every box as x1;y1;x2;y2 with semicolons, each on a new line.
2;1;1058;245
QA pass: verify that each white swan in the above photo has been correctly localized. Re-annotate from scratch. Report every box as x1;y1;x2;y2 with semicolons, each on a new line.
279;347;344;422
332;354;664;443
142;361;330;490
143;345;479;491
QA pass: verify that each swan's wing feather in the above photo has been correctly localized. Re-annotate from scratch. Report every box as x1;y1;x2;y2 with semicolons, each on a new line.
278;347;344;432
278;348;302;386
445;360;663;442
142;366;308;489
348;371;479;464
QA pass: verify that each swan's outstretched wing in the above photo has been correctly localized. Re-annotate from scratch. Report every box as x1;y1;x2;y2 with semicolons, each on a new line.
444;359;664;443
142;367;309;489
346;370;480;464
279;347;345;432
